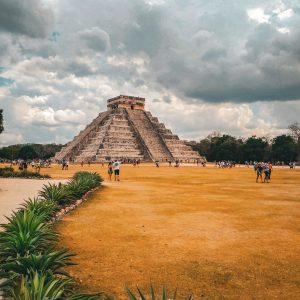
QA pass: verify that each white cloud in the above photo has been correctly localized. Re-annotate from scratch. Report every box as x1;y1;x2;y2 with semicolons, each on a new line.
247;8;270;24
0;131;24;147
275;8;294;20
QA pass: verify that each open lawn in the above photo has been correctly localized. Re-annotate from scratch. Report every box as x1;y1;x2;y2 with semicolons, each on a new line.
20;164;300;298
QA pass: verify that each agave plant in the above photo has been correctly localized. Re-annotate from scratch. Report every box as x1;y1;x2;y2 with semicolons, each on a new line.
1;249;75;277
64;179;90;200
21;197;57;221
11;272;73;300
73;172;103;188
126;286;193;300
0;210;58;259
67;293;102;300
39;182;73;206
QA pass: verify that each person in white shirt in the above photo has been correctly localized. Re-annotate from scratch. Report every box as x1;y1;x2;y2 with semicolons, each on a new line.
113;160;121;181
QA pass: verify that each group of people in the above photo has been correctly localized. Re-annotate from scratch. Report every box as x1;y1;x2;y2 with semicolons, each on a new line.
216;161;236;168
155;159;181;168
10;159;51;173
254;162;273;183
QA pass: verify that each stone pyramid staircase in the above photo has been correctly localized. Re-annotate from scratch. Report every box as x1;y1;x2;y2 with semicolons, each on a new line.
54;111;111;161
54;98;201;163
126;109;173;161
145;112;200;162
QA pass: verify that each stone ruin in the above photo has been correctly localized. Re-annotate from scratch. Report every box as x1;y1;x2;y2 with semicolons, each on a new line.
54;95;201;163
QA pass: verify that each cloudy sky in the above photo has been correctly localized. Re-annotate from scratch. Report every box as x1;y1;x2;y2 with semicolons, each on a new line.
0;0;299;146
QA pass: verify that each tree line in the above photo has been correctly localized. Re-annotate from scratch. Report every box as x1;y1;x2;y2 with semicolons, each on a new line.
0;144;63;160
0;109;3;134
190;123;300;163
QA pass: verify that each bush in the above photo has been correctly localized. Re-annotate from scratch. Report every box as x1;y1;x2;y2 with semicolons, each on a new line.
73;171;103;188
126;286;193;300
11;272;73;300
0;172;103;299
0;210;58;259
0;167;51;179
21;197;58;221
1;249;75;278
39;183;73;206
39;172;102;207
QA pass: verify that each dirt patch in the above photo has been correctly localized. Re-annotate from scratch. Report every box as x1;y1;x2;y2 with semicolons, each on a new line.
8;163;299;298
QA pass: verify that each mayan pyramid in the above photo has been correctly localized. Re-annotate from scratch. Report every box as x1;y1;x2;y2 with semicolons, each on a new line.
54;95;200;163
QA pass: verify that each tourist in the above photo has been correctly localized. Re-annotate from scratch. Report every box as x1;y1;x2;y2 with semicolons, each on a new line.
107;162;113;181
35;161;41;173
264;163;270;183
113;160;121;181
256;162;263;183
155;160;160;167
268;162;273;180
175;160;180;167
81;161;84;167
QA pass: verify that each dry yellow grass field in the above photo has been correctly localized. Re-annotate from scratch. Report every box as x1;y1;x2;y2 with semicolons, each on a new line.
25;164;300;298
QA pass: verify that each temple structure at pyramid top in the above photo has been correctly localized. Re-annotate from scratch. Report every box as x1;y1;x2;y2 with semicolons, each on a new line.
54;95;200;163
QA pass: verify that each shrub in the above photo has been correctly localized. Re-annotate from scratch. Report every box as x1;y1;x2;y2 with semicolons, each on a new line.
39;183;73;206
73;171;103;188
126;286;193;300
0;171;103;299
1;249;75;278
65;179;90;200
0;167;51;179
11;272;73;300
21;197;58;221
0;210;58;259
65;172;103;202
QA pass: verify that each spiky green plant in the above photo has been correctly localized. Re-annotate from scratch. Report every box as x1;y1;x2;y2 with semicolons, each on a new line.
73;171;103;188
39;182;72;206
67;293;101;300
65;179;90;200
21;197;57;221
0;210;58;259
11;272;73;300
0;171;104;299
1;249;75;277
126;286;193;300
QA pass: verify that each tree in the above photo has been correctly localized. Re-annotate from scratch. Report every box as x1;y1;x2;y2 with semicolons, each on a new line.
191;138;211;158
0;109;3;134
241;136;269;162
18;145;38;160
0;144;63;160
209;134;241;161
288;122;300;142
288;122;300;162
271;135;297;163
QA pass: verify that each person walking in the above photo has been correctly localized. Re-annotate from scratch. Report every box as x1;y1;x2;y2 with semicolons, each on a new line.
268;162;273;180
113;160;121;181
256;162;263;183
107;162;113;181
264;163;270;183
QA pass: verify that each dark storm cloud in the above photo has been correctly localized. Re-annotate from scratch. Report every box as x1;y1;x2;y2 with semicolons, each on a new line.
0;0;53;38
